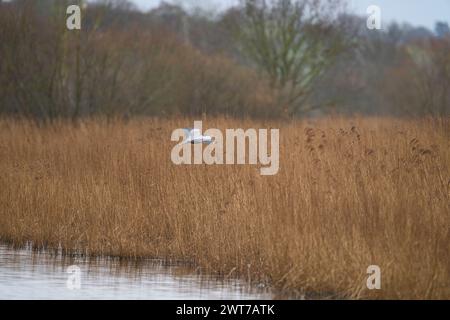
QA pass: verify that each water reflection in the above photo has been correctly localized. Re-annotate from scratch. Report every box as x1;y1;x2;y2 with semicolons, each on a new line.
0;244;273;300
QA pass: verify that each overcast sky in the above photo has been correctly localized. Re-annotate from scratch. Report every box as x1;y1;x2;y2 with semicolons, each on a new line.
131;0;450;30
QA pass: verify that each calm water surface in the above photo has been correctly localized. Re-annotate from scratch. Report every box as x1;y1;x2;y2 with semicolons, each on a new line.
0;245;274;300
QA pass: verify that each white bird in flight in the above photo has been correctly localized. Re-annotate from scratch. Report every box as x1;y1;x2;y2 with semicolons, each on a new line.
182;128;214;144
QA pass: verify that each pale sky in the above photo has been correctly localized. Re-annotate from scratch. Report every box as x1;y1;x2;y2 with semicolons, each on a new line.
131;0;450;30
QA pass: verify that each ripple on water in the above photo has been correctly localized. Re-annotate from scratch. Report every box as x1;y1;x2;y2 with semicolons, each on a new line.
0;245;274;300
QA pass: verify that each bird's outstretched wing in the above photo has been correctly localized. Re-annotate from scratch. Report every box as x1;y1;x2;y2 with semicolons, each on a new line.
182;128;201;141
182;128;192;139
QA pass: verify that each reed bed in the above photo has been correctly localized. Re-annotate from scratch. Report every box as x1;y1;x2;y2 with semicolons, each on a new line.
0;117;448;299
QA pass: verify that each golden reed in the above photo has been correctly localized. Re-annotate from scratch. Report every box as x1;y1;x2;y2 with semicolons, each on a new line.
0;117;448;299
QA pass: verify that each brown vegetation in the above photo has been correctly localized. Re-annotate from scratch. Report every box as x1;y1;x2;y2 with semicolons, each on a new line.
1;1;449;120
0;117;448;299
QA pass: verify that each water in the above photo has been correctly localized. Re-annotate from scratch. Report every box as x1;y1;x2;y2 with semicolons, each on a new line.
0;245;273;300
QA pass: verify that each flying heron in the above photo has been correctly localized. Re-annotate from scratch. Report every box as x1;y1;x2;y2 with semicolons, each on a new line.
182;128;214;144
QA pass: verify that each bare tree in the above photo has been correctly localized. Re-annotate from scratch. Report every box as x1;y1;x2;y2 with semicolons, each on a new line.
406;37;450;116
239;0;348;116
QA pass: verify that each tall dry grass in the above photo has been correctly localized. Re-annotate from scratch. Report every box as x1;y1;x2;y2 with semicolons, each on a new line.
0;117;448;299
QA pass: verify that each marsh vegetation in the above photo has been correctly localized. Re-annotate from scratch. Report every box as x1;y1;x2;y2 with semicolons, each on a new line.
0;117;448;299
